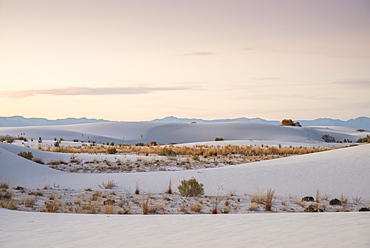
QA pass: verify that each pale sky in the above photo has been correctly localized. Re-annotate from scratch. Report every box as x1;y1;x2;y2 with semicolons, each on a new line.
0;0;369;121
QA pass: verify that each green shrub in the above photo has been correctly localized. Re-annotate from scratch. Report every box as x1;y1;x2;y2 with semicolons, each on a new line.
322;134;336;143
18;151;34;160
0;135;16;143
106;147;117;154
178;178;204;197
357;135;370;143
32;158;44;164
158;148;177;156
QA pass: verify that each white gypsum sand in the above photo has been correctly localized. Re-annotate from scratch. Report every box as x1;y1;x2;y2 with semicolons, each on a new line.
1;122;370;247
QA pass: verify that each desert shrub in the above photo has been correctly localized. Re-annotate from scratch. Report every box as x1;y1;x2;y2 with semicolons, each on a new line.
18;151;34;160
359;207;370;211
18;136;27;141
215;137;224;141
178;178;204;197
149;141;157;146
281;119;301;127
45;200;60;212
322;134;336;143
357;135;370;143
106;147;117;154
54;141;60;147
32;158;45;164
48;159;66;165
304;204;324;212
301;196;315;202
0;182;9;189
0;135;16;143
158;147;177;156
356;129;366;132
23;196;37;207
329;198;342;205
135;143;145;146
73;139;79;142
38;137;42;143
0;189;13;200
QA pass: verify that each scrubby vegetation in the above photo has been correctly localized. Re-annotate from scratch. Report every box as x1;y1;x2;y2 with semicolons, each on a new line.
280;119;301;127
322;134;336;143
357;135;370;143
0;135;16;143
18;151;34;160
178;178;204;197
1;180;367;215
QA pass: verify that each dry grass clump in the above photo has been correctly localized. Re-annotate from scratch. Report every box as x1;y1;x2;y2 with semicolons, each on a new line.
247;203;260;211
23;196;37;207
142;193;151;215
39;143;332;158
98;179;117;189
212;197;219;214
265;188;275;211
250;189;265;203
190;203;202;213
105;205;115;214
165;179;173;194
44;200;61;212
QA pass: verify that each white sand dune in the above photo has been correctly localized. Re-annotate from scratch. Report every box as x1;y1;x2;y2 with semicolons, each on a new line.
0;122;366;144
1;208;369;248
1;141;369;200
1;122;370;247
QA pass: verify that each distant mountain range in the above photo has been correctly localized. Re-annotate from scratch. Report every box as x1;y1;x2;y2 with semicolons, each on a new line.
151;116;370;130
0;115;369;130
0;116;109;127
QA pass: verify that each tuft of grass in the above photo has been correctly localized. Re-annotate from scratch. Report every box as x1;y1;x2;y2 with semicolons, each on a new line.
165;179;173;194
265;188;275;211
247;203;260;211
340;193;348;205
142;193;151;215
250;189;265;203
212;196;219;214
98;179;117;189
135;181;140;195
45;200;60;212
190;203;202;213
105;205;115;214
352;196;363;205
316;189;320;203
23;196;37;207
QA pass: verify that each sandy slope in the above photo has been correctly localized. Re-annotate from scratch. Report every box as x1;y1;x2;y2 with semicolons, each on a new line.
0;122;366;144
1;208;369;248
1;142;369;200
1;123;370;247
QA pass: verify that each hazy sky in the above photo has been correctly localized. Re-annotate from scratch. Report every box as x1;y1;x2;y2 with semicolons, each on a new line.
1;0;369;121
